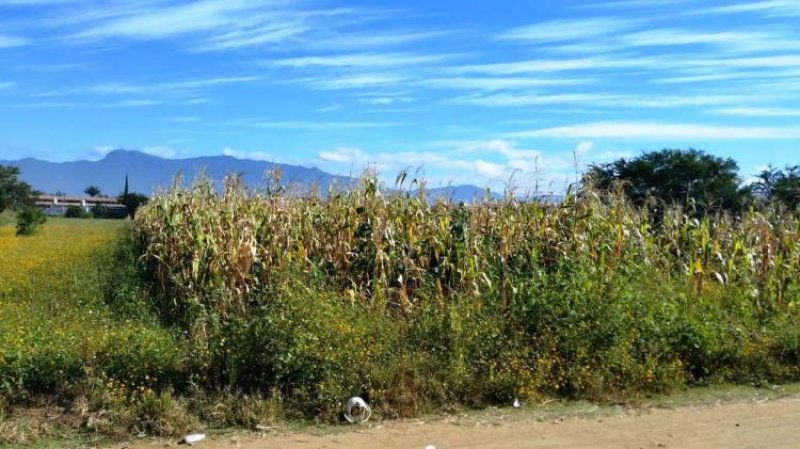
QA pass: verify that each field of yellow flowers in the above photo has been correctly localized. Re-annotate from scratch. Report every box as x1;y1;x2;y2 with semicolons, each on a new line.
0;218;185;440
0;219;119;294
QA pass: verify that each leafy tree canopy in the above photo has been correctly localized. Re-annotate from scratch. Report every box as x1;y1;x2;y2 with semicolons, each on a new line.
751;165;800;210
84;185;102;197
585;149;749;213
118;192;149;219
0;165;38;213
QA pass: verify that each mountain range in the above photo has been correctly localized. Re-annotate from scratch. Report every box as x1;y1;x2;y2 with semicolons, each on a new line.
1;150;507;202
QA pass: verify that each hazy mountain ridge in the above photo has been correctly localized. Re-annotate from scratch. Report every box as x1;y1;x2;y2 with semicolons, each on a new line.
0;150;353;197
1;150;518;202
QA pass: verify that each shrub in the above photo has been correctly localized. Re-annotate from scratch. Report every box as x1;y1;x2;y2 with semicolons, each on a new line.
15;207;46;235
92;203;109;218
64;205;90;218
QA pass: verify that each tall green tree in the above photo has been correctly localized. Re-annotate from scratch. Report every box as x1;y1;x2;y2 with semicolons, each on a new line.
0;165;38;213
84;185;102;197
585;149;749;213
752;165;800;210
118;174;148;218
118;192;148;219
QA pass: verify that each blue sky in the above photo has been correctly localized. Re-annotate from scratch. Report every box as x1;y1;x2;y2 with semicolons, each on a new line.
1;0;800;192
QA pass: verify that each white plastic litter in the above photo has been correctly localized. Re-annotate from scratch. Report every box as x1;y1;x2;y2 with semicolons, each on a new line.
179;433;207;446
424;445;437;449
513;398;521;408
343;396;372;423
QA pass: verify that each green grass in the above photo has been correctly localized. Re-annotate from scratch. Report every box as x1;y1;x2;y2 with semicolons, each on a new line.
0;210;15;226
0;218;189;445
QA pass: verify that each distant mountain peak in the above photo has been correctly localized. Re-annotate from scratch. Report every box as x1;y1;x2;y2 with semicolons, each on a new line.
101;149;155;161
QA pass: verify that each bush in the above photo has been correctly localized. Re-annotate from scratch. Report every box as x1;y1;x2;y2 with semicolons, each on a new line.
15;207;46;235
91;203;109;218
64;205;90;218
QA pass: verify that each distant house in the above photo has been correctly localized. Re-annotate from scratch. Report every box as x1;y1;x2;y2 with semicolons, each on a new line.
35;195;128;217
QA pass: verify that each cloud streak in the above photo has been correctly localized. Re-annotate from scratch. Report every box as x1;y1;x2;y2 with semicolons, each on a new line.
272;52;456;68
509;122;800;140
451;92;745;109
497;17;644;42
227;119;402;130
710;107;800;118
0;33;29;47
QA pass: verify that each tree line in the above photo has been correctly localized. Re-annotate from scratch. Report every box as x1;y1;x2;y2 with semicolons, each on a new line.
585;149;799;215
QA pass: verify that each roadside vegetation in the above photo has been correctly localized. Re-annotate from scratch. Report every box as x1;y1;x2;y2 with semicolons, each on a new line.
0;219;187;445
0;149;799;445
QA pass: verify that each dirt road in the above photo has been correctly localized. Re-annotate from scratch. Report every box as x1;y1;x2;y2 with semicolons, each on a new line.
125;395;800;449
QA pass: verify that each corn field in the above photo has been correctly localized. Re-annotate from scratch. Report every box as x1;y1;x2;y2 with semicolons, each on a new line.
135;174;800;315
130;173;800;418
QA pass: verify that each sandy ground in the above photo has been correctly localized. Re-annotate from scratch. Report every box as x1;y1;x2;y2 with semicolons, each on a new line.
120;395;800;449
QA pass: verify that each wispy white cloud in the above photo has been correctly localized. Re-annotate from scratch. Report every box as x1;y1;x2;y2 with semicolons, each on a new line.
15;99;163;108
308;30;453;50
141;145;178;158
577;0;695;9
540;28;800;55
99;76;259;95
318;146;371;163
314;140;621;190
0;0;92;4
0;33;29;47
420;76;591;91
58;0;376;54
710;107;800;117
318;103;343;112
222;147;278;162
296;73;410;90
625;29;798;52
13;98;207;108
37;75;259;98
497;17;644;42
113;99;161;107
653;72;766;84
508;122;800;140
703;1;800;17
168;116;202;123
686;55;800;69
12;62;86;72
88;145;115;160
71;0;271;40
458;139;543;161
196;22;309;51
316;146;502;183
272;52;456;68
0;81;15;89
451;92;744;109
449;56;651;75
228;119;401;130
357;96;413;106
